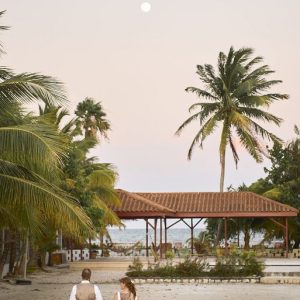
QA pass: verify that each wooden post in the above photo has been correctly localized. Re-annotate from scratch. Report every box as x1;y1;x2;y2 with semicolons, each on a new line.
224;218;228;254
59;229;63;250
89;238;92;259
164;218;167;254
70;244;73;262
154;219;157;248
285;217;289;258
237;219;240;248
145;219;149;257
160;218;163;259
191;218;194;255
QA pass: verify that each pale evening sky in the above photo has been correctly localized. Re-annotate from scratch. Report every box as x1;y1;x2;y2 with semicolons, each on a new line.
1;1;299;228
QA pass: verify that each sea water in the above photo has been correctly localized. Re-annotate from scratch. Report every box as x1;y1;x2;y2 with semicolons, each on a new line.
106;228;269;247
107;228;202;246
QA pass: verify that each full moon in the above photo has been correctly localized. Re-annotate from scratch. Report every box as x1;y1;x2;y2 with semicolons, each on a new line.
140;2;151;13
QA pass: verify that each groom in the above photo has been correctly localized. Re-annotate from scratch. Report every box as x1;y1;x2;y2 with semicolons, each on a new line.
69;268;103;300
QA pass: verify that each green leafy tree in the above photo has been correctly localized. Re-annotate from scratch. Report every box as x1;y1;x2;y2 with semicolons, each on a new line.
0;12;93;277
176;47;288;244
176;46;288;192
75;97;110;140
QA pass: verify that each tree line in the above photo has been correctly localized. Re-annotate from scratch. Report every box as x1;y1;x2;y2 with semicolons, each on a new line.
0;11;120;278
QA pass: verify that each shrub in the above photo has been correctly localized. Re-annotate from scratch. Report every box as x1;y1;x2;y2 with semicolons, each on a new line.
210;249;264;277
175;256;208;277
126;250;263;278
165;250;175;260
128;257;143;272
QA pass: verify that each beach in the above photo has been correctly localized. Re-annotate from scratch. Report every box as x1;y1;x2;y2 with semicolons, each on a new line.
1;269;300;300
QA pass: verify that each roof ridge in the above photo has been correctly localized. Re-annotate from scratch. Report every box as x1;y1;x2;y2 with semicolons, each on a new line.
118;189;176;213
247;191;299;212
137;191;239;194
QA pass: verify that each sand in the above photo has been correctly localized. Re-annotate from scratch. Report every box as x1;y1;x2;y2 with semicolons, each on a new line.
0;269;300;300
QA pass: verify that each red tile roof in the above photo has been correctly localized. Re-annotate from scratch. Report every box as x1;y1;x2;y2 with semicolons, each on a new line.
115;190;298;218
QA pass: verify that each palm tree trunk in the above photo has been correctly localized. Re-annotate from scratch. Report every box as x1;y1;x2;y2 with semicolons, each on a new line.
219;151;226;193
0;230;10;279
244;226;250;250
8;232;16;275
23;233;29;279
215;149;226;245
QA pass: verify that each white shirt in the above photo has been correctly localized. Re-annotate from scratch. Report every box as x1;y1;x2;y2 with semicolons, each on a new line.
69;280;103;300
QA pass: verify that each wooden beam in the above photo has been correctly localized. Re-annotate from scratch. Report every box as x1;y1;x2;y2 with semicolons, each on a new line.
160;218;163;259
193;218;203;228
154;219;157;248
181;218;192;229
166;219;182;229
116;211;298;219
191;218;194;255
270;218;286;229
164;218;167;254
145;218;155;230
145;219;149;257
285;217;289;258
224;218;228;253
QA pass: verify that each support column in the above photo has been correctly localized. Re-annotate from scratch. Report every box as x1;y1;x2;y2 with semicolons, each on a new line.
191;218;194;255
145;219;149;257
237;219;240;248
160;218;163;259
224;218;228;254
285;217;289;258
154;219;157;249
164;218;168;253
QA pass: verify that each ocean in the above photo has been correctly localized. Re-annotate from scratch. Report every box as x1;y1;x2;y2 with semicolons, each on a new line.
106;228;269;247
107;228;203;246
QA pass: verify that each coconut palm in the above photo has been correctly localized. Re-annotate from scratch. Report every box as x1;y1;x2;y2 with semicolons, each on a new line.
176;47;288;192
0;12;94;276
38;104;77;135
75;97;110;140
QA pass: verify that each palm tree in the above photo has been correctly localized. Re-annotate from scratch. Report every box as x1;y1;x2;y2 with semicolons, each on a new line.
176;47;288;192
0;12;94;276
75;97;110;140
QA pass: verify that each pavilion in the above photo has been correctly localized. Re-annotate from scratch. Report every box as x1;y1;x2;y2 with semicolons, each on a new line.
114;189;299;258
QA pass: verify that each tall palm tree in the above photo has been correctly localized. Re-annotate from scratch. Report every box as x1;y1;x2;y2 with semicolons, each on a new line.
75;97;110;140
176;47;288;192
0;11;94;276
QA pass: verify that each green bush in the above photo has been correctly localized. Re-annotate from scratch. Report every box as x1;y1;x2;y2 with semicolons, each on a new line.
210;250;264;277
127;256;208;278
175;256;208;277
128;257;143;272
165;250;175;260
126;250;264;278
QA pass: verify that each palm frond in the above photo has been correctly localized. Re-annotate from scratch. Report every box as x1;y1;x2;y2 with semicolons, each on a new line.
236;127;263;163
185;87;217;101
0;159;94;237
0;72;67;106
187;115;219;159
175;112;201;136
0;124;68;177
238;107;282;125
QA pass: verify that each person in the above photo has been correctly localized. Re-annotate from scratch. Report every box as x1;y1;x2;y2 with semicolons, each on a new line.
114;277;137;300
69;268;103;300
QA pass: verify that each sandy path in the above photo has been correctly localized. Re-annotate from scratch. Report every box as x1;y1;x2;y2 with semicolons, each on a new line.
0;270;300;300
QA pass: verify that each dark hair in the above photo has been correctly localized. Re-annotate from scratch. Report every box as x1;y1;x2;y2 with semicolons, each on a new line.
82;268;92;280
120;277;136;298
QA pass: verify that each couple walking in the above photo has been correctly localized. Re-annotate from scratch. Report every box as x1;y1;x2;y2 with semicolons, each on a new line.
69;268;137;300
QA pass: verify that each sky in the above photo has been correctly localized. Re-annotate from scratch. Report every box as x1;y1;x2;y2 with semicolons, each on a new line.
1;1;299;228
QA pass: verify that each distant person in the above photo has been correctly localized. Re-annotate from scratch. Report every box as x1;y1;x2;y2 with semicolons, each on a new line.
114;277;137;300
69;268;102;300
